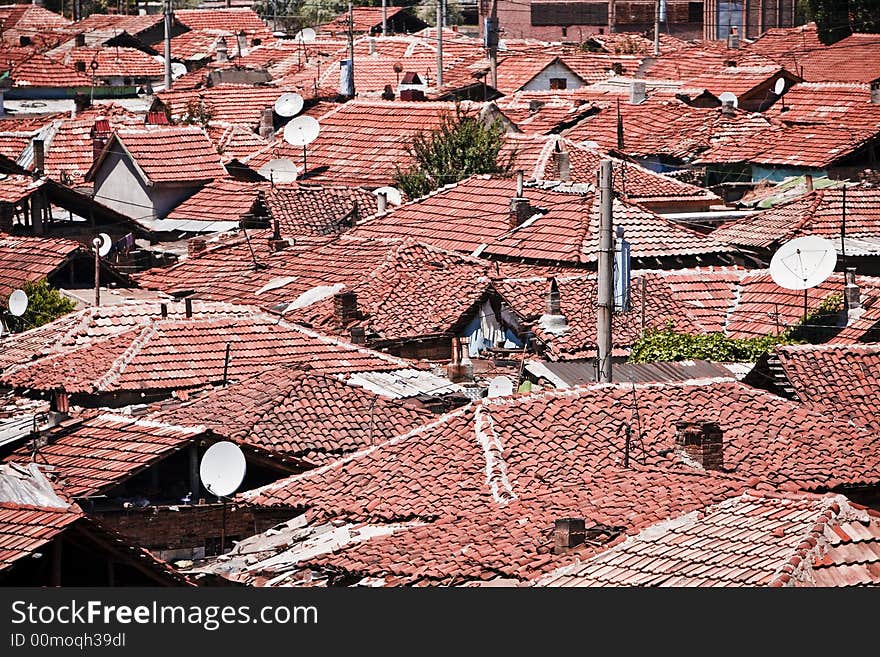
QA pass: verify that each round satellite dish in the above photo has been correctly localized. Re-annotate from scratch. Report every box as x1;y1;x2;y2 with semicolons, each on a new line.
258;158;299;183
718;91;738;108
773;78;785;95
94;232;112;257
170;62;188;79
295;27;316;42
373;186;402;206
283;115;320;147
199;441;247;498
274;92;304;118
487;376;514;398
7;289;28;317
769;236;838;290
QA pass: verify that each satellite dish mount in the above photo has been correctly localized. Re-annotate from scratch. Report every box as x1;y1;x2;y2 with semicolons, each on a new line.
199;441;247;553
769;236;837;322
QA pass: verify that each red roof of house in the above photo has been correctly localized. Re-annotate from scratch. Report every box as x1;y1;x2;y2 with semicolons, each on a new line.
682;65;794;98
0;4;71;48
264;184;378;235
153;368;434;467
8;51;93;87
713;187;880;248
240;378;878;584
0;500;80;572
493;93;599;135
69;12;165;38
318;6;409;36
173;9;272;39
209;123;269;163
353;175;727;265
536;491;880;587
0;310;408;395
158;85;297;130
766;82;880;129
93;126;227;185
54;46;164;79
773;343;880;433
4;414;205;498
0;231;84;298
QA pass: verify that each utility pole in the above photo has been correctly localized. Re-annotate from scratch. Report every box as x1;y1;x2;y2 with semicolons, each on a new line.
609;0;616;34
92;238;101;307
487;0;499;91
436;0;443;88
653;0;660;57
382;0;388;36
597;160;614;383
163;0;172;90
347;2;355;97
273;0;277;34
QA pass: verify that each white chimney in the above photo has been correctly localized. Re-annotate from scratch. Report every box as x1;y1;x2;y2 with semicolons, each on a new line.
377;191;388;215
368;37;377;55
727;26;740;49
629;80;647;105
871;80;880;105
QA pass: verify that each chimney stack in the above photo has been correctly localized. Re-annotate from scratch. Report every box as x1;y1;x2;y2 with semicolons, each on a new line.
446;335;462;381
871;80;880;105
188;237;207;258
333;291;358;326
553;518;586;554
727;26;740;49
515;169;524;197
75;92;91;115
236;31;246;58
377;191;388;216
675;420;724;471
368;37;377;55
845;267;861;317
185;298;193;318
629;80;647;105
32;138;45;175
259;107;274;140
216;37;228;63
50;387;69;415
546;276;561;315
509;197;531;228
552;145;570;182
721;100;736;117
160;303;168;318
75;33;86;47
805;174;814;191
350;326;366;344
75;60;86;73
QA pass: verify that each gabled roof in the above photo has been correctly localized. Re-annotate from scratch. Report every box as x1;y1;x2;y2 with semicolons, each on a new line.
4;414;206;498
153;367;434;467
712;187;880;248
54;46;164;79
318;6;411;35
0;230;85;298
0;311;407;397
158;85;301;130
681;65;798;99
536;491;880;587
7;51;93;87
173;9;273;40
87;126;226;185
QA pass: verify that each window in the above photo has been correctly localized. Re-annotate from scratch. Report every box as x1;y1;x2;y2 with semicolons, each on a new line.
531;3;608;26
549;78;568;90
561;26;567;38
689;2;703;23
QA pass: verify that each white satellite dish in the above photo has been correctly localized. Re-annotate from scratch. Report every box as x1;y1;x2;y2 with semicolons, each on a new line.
773;78;786;95
170;62;188;79
274;92;304;118
487;376;514;398
769;236;837;290
255;275;298;296
373;186;403;206
718;91;738;108
295;27;316;42
199;441;247;498
7;289;28;317
283;115;320;146
93;232;112;257
258;158;299;183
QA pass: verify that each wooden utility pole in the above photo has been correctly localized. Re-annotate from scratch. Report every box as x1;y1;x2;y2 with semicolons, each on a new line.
653;0;660;56
163;0;172;90
436;0;444;88
92;239;101;307
597;160;614;383
487;0;499;91
382;0;388;36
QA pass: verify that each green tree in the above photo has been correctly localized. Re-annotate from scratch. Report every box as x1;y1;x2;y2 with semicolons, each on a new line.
414;0;464;26
18;279;77;331
394;105;513;199
802;0;880;44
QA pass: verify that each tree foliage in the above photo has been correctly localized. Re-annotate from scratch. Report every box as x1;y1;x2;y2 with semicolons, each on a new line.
802;0;880;44
414;0;464;26
18;279;77;331
393;105;513;199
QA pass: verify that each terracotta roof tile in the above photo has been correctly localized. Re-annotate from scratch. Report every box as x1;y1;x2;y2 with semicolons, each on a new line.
54;46;164;79
8;51;93;87
0;501;80;571
318;7;409;36
173;9;272;40
0;230;83;298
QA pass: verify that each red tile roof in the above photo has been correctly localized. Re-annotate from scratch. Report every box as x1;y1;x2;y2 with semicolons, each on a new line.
158;84;298;130
173;9;272;40
0;310;408;396
318;6;409;36
536;491;880;587
0;5;71;48
93;126;227;185
69;12;165;39
243;100;479;187
4;414;205;498
8;51;93;87
491;52;642;94
53;46;165;79
493;93;599;134
353;175;728;266
772;343;880;433
0;500;80;572
164;177;266;225
241;379;878;584
170;28;229;61
766;82;880;131
712;187;880;248
209;123;269;163
153;368;434;467
0;231;84;298
682;65;794;98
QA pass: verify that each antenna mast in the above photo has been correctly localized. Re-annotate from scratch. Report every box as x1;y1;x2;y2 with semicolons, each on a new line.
163;0;172;90
597;160;614;383
487;0;499;91
436;0;444;88
347;2;355;98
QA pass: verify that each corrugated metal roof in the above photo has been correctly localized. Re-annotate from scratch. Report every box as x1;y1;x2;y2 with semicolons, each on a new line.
345;368;464;399
525;359;742;388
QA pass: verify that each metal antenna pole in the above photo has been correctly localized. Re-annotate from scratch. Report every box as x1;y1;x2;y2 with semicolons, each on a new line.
841;185;848;310
382;0;388;36
488;0;498;91
163;0;172;90
653;0;660;56
436;0;443;88
93;243;101;307
348;2;355;98
597;160;614;383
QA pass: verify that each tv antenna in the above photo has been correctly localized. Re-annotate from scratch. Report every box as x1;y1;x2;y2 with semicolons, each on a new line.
91;233;111;307
199;441;247;553
258;158;299;184
769;235;837;321
283;115;320;174
273;92;304;118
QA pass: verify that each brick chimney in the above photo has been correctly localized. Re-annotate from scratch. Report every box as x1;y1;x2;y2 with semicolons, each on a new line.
871;80;880;105
32;138;45;175
721;100;736;117
258;107;274;140
333;291;358;326
90;118;110;161
727;26;740;49
350;326;366;344
553;518;586;554
675;421;724;471
845;267;861;317
188;237;208;258
551;144;570;182
509;170;531;228
805;174;813;191
269;219;288;251
629;80;646;105
216;37;228;64
546;276;561;315
75;33;86;47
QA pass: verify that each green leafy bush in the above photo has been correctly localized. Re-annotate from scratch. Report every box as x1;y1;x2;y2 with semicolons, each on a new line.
18;279;77;331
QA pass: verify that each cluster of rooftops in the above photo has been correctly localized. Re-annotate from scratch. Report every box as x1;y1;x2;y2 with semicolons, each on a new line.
0;5;878;588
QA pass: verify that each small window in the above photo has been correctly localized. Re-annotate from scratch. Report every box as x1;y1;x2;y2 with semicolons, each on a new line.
549;78;568;90
688;2;703;23
561;26;567;37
